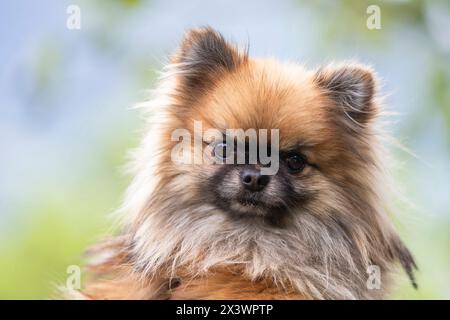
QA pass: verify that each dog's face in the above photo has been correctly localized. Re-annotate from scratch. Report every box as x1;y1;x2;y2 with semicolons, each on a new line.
198;62;334;221
162;28;377;225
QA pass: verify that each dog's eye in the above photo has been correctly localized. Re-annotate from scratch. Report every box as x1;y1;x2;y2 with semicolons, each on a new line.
212;141;228;161
285;153;306;173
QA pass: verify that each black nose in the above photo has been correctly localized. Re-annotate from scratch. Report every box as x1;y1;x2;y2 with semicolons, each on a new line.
240;167;270;192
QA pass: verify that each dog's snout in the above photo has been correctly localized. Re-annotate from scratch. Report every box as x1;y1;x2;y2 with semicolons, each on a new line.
240;167;270;192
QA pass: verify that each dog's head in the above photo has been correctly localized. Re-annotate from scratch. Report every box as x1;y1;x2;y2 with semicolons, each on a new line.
158;28;379;226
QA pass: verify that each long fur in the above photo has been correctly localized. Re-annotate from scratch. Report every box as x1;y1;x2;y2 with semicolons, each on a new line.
76;28;416;300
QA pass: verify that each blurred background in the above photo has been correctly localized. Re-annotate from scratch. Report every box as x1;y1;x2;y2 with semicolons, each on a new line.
0;0;449;299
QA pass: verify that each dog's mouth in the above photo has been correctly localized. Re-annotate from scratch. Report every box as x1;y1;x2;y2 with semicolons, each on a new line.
237;195;261;207
208;190;292;226
225;192;288;217
208;182;291;219
229;199;270;216
210;190;271;216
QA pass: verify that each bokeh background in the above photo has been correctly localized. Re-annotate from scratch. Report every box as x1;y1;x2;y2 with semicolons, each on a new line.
1;0;449;299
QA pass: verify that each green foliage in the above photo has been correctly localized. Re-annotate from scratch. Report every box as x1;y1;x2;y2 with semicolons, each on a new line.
0;117;137;299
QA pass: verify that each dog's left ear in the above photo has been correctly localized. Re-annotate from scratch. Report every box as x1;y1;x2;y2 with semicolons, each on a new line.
313;63;378;126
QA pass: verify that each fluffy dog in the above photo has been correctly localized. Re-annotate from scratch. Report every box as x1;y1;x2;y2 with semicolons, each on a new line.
77;27;417;300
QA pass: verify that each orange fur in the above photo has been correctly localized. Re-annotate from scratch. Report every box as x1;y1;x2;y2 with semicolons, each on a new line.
170;268;310;300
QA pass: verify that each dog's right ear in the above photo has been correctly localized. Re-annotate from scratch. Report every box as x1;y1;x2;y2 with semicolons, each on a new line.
172;27;246;96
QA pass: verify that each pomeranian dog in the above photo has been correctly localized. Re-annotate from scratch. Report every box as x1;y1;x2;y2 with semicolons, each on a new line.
75;27;417;299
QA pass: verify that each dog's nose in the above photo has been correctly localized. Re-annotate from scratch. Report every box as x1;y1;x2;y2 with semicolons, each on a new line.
240;167;270;192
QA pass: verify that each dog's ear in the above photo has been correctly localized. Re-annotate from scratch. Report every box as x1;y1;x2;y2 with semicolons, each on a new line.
313;63;378;127
172;27;246;96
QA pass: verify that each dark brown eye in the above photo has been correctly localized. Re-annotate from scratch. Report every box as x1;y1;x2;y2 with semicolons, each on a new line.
285;153;306;173
212;141;228;161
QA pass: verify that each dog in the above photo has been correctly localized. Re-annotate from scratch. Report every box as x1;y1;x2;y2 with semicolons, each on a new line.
75;27;417;300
